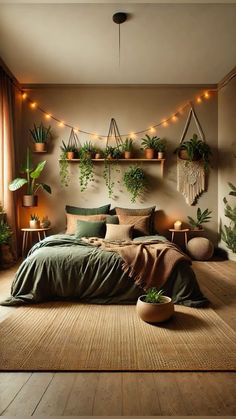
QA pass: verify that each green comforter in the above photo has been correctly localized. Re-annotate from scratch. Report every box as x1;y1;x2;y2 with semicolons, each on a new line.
1;234;208;307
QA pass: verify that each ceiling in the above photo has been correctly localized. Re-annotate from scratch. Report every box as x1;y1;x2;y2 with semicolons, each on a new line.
0;2;236;84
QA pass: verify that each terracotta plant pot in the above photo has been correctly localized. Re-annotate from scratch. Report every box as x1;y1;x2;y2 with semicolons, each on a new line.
29;220;40;229
136;295;174;323
95;153;102;159
67;151;75;160
157;151;164;159
23;195;38;207
145;148;155;159
124;151;132;159
34;143;46;153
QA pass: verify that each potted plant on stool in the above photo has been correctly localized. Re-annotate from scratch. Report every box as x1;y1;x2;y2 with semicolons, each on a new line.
136;288;174;323
9;148;52;207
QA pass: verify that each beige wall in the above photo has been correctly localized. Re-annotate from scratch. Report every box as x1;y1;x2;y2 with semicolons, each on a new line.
20;86;218;243
218;75;236;255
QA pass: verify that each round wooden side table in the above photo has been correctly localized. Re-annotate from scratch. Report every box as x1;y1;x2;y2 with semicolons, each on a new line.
21;227;51;257
168;228;190;249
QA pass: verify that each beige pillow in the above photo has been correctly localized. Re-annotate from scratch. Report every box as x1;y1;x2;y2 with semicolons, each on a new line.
118;214;150;236
105;224;133;241
66;213;107;234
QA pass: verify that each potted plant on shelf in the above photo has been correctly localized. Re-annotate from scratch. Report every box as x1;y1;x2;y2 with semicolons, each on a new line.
187;207;212;230
30;122;51;153
94;147;104;159
9;148;52;207
122;138;134;159
29;214;40;229
136;288;174;323
0;219;14;268
221;182;236;258
174;134;212;170
123;165;146;203
141;134;160;159
79;141;96;192
60;141;78;160
156;139;166;159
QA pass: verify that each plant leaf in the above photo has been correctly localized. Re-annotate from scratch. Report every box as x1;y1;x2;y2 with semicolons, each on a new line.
30;161;46;179
9;178;28;191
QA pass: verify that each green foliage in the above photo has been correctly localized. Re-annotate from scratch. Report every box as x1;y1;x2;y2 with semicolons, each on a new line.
123;165;146;203
0;220;12;245
59;152;70;187
222;183;236;252
103;159;115;198
79;141;95;156
29;122;51;143
187;207;212;228
122;138;133;152
141;134;160;150
79;156;94;192
9;148;51;196
60;140;78;153
104;145;122;159
174;134;212;170
144;288;164;304
156;139;166;152
30;214;39;221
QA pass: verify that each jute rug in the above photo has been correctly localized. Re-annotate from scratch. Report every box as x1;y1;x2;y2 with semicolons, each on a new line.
1;302;236;371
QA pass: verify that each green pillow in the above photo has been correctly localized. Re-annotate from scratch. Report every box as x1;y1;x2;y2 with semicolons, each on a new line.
66;204;111;215
75;220;106;238
106;215;119;224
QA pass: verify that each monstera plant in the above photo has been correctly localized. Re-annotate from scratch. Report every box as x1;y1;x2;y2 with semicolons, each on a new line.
9;148;51;207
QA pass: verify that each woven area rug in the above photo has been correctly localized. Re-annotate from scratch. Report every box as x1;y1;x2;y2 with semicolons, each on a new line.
1;302;236;371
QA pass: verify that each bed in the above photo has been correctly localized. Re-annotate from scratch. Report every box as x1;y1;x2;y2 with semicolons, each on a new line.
1;233;208;307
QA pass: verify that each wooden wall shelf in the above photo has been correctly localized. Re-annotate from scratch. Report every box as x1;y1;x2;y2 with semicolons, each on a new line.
59;158;165;176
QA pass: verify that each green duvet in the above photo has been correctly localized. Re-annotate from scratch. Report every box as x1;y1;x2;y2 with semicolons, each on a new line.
1;234;208;307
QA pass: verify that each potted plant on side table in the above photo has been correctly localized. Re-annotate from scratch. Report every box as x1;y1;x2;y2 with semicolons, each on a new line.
136;288;174;323
9;148;52;207
187;207;212;230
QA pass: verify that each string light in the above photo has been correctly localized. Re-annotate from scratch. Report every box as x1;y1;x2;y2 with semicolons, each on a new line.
20;87;217;139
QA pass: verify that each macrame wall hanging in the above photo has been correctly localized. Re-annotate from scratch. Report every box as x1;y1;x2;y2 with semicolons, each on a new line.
177;103;206;206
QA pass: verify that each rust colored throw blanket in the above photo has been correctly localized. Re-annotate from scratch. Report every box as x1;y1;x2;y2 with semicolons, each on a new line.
83;239;190;290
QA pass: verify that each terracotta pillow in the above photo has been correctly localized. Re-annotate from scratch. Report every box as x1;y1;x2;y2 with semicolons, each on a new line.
66;213;107;234
105;224;133;241
115;206;156;233
117;214;151;236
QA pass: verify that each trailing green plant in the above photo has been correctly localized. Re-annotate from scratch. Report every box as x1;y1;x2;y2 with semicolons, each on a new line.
221;182;236;253
59;151;70;187
141;134;160;150
123;165;146;203
29;122;51;143
103;146;122;198
122;138;133;152
187;207;212;229
174;133;212;170
144;288;165;304
78;141;95;192
0;220;12;245
9;148;51;196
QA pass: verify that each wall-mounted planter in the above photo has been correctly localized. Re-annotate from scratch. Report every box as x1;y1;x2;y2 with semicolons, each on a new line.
33;143;47;153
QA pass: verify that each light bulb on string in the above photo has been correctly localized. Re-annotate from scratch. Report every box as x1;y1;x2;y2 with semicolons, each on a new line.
129;132;136;139
162;120;168;127
45;114;51;120
172;115;178;122
197;97;202;104
30;102;37;109
59;121;65;127
22;92;27;100
149;126;155;133
204;91;210;99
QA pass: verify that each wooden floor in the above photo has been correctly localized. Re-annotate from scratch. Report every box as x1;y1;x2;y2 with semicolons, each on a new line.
0;261;236;416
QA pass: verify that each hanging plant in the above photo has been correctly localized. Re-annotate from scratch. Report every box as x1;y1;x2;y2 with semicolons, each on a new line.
59;151;70;187
174;134;212;171
103;145;122;198
79;141;95;192
123;165;147;203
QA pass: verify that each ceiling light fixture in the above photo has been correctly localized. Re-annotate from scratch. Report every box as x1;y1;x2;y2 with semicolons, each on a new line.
112;12;127;66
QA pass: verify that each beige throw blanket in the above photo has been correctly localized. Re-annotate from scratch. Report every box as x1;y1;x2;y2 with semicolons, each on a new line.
83;239;190;290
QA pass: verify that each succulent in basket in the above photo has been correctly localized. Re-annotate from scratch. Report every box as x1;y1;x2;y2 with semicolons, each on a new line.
78;141;96;192
29;122;51;152
174;134;212;170
123;165;146;203
141;134;160;159
187;207;212;230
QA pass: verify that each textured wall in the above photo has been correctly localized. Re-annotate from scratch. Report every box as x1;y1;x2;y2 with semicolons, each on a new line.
218;76;236;256
20;85;218;243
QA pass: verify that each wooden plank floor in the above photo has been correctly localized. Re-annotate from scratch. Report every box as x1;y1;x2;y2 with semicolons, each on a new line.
0;260;236;416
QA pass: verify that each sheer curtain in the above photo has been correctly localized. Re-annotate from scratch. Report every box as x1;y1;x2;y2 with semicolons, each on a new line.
0;66;18;254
